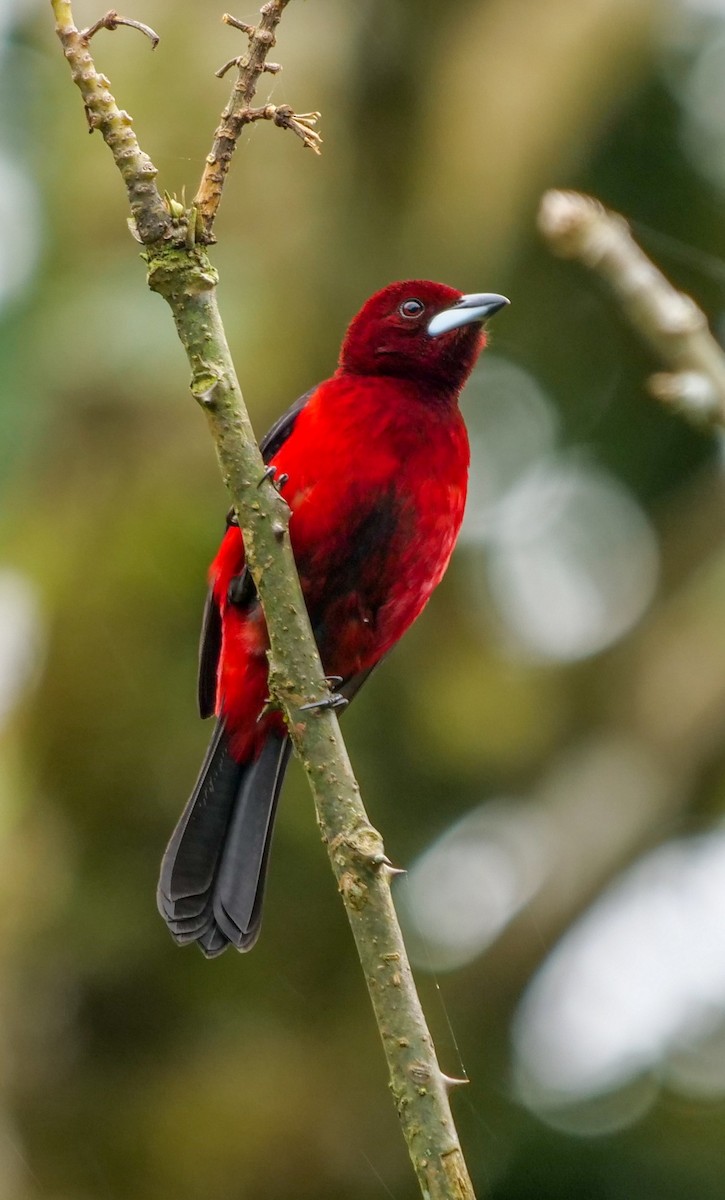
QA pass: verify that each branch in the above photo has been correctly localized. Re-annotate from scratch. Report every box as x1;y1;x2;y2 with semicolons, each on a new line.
50;3;475;1196
538;189;725;426
194;5;322;242
52;1;171;243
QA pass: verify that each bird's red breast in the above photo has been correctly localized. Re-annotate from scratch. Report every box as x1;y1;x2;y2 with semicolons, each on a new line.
211;371;469;760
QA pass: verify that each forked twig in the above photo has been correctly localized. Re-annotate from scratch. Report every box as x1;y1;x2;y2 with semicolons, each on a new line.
194;3;322;242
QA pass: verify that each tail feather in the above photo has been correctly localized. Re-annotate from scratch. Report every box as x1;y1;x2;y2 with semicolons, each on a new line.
158;723;291;957
214;737;292;942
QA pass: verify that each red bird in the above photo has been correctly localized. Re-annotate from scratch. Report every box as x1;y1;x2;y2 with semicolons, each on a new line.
158;280;508;956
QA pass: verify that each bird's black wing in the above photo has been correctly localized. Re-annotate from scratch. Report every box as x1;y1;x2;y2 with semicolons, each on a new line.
197;385;318;719
258;385;318;460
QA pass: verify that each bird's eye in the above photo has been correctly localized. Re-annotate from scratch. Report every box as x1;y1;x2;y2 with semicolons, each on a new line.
399;298;425;319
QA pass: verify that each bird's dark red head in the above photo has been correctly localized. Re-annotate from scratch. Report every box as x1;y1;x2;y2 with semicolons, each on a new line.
339;279;509;395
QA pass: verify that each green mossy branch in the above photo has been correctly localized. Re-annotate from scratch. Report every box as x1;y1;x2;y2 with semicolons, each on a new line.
50;4;477;1196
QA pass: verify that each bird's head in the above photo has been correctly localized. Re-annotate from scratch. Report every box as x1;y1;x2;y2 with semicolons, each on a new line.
339;280;509;393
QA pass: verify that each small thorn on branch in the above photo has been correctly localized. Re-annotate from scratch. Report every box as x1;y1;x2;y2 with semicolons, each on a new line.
382;862;407;879
371;853;406;878
441;1073;470;1091
80;9;160;49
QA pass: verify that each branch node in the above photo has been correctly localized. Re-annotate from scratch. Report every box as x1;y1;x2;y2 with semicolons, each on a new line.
191;374;221;407
263;62;282;74
409;1062;432;1087
80;9;160;49
84;103;101;133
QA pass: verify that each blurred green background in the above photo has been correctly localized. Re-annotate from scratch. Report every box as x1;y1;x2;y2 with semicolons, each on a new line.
2;0;725;1196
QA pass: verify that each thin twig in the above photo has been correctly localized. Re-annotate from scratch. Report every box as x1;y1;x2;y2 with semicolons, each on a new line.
538;190;725;426
80;9;159;49
49;4;475;1196
194;2;322;242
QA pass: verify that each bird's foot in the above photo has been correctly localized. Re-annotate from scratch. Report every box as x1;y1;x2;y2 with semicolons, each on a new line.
299;692;349;713
257;464;289;491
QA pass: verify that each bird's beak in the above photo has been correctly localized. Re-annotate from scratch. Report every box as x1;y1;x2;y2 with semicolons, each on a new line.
427;293;510;338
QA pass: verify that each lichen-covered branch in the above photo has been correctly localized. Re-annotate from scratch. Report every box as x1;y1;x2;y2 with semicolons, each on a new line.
194;4;322;242
539;189;725;426
49;3;475;1196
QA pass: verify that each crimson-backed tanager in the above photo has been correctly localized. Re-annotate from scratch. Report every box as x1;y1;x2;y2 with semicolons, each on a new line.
158;280;508;956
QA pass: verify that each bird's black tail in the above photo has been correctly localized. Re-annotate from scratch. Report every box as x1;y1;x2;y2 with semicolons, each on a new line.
157;723;291;957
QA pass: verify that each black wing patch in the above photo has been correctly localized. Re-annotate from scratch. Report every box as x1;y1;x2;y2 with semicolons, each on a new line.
259;385;317;459
197;385;318;719
198;587;223;719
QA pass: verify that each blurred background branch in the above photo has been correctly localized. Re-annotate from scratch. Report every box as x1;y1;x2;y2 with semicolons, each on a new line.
539;189;725;424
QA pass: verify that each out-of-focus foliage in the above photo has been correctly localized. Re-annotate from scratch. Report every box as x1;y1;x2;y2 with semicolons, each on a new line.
2;0;725;1196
